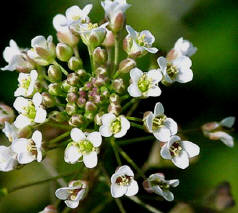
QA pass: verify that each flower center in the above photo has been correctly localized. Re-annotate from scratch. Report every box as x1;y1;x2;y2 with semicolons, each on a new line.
152;115;166;131
69;188;82;200
88;23;98;30
166;64;178;80
23;102;36;120
111;118;122;134
137;34;146;47
169;142;182;157
137;74;152;93
151;179;170;190
78;140;94;154
27;139;37;156
116;175;132;186
20;77;31;90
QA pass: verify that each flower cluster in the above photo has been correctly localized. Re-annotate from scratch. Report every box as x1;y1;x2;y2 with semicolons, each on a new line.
0;0;235;212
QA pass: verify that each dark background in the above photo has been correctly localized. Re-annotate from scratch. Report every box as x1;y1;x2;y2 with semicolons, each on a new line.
0;0;237;212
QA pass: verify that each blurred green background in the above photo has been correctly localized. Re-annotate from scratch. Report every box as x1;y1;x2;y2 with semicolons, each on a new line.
0;0;237;212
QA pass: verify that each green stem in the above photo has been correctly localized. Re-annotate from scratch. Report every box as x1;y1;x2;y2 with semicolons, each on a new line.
107;47;113;77
115;199;127;213
53;61;68;75
88;47;95;74
9;173;74;194
127;116;143;122
110;137;122;166
47;122;72;130
73;46;79;58
118;136;155;146
113;33;119;74
121;98;136;113
130;122;144;130
48;131;71;145
127;100;140;116
128;196;163;213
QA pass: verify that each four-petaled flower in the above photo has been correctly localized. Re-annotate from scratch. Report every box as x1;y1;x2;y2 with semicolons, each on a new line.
144;102;177;142
160;135;200;169
64;128;102;168
124;25;158;58
143;173;179;201
0;145;18;172
173;37;197;58
128;68;162;98
11;130;42;164
13;92;47;129
55;180;88;209
14;70;38;97
99;113;130;138
157;56;193;84
111;165;139;198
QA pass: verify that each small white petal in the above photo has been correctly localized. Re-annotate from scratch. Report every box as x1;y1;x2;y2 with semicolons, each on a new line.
87;132;102;147
36;148;42;162
157;57;167;70
172;151;189;169
83;151;97;168
127;84;142;97
153;127;171;142
14;87;26;97
152;185;163;196
70;128;86;142
32;92;42;107
164;118;178;135
144;47;158;54
18;152;35;164
168;135;181;147
111;183;127;198
116;165;134;177
14;114;31;129
126;25;137;40
13;97;28;113
64;145;82;164
176;68;193;83
31;36;47;49
220;116;235;128
147;69;162;83
55;187;71;200
34;108;47;123
32;130;42;147
168;179;179;187
65;200;79;209
154;102;164;116
101;113;116;126
181;141;200;158
125;180;139;196
11;138;29;153
162;190;174;201
145;112;153;132
53;14;68;32
99;125;112;137
130;68;143;83
147;86;161;97
160;144;172;160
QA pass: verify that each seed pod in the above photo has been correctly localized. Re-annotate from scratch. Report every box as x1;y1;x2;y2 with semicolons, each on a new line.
69;114;84;127
48;65;62;82
66;103;77;116
67;73;80;86
42;92;55;108
67;92;78;103
118;58;136;73
112;78;125;93
68;56;83;71
93;47;107;65
56;43;73;62
48;83;63;96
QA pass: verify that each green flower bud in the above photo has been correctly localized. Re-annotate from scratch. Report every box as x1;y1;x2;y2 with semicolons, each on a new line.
67;73;80;86
48;65;62;82
112;78;125;93
96;67;107;78
119;58;136;73
56;43;73;62
84;111;94;121
69;114;84;127
61;80;71;92
48;83;64;96
42;92;55;108
66;103;77;116
93;47;107;65
76;69;87;79
68;56;83;71
94;112;104;126
100;86;110;99
67;92;78;103
108;103;121;115
109;93;120;104
85;101;97;112
49;111;68;122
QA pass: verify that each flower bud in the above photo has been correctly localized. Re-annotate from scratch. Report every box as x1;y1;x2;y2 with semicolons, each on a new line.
49;111;68;122
94;112;104;126
48;65;62;82
77;97;86;108
67;73;80;86
110;12;125;33
109;93;120;104
66;103;78;116
67;92;78;103
93;47;107;65
18;126;32;138
69;114;84;127
61;80;71;92
48;83;64;96
202;122;219;132
94;77;106;87
76;69;87;80
112;78;125;93
0;103;15;128
42;92;55;108
56;43;73;62
84;111;94;121
68;56;83;71
96;67;107;78
108;103;121;115
102;30;115;47
119;58;136;73
100;86;110;99
85;101;97;112
57;30;79;47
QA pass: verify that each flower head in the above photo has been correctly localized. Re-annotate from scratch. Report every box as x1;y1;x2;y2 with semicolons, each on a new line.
144;102;177;142
2;40;34;72
3;122;18;142
160;135;200;169
0;145;18;172
124;25;158;58
11;130;42;164
14;70;38;97
27;36;55;66
99;113;130;138
111;165;139;198
143;173;179;201
55;180;88;208
13;92;47;129
64;128;102;168
157;56;193;84
128;68;162;98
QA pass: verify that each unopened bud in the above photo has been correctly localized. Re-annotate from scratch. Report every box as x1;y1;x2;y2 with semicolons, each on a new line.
93;47;107;65
0;104;15;127
96;67;107;78
100;86;110;99
85;101;97;112
49;111;68;122
84;111;94;120
110;12;125;33
119;58;136;73
102;30;115;47
48;83;64;96
109;93;120;104
61;80;71;92
76;69;87;79
18;126;32;138
42;92;55;108
67;73;80;86
48;65;62;82
108;103;121;115
68;56;83;71
66;103;77;116
56;43;73;62
69;114;84;127
202;122;219;132
112;78;125;93
77;97;86;108
57;30;79;47
67;92;78;103
94;112;104;126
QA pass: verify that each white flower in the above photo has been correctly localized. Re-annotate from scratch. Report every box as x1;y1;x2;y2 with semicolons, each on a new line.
2;40;33;72
11;130;42;164
128;68;162;98
64;128;102;168
202;116;235;147
157;56;193;84
27;36;55;66
55;180;88;209
124;25;158;57
14;70;38;97
2;122;18;142
99;113;130;138
160;135;200;169
13;92;47;129
0;145;18;172
143;173;179;201
144;102;177;142
111;165;139;198
173;37;197;57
